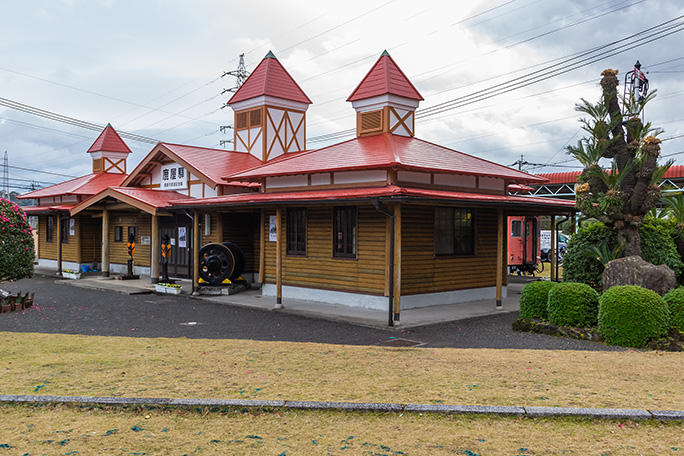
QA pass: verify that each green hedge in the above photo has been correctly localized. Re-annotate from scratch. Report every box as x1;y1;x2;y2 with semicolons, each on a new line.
0;199;34;281
664;286;684;331
562;219;684;290
520;281;557;320
547;282;599;327
598;285;670;347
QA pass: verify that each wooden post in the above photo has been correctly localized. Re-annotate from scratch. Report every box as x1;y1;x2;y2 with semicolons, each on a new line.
101;208;109;277
259;209;265;285
392;203;402;321
56;213;63;275
275;207;284;308
192;209;200;294
150;214;159;283
496;208;504;309
550;215;556;281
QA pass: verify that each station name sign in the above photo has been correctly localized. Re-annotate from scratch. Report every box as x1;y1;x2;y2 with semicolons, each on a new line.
161;163;188;190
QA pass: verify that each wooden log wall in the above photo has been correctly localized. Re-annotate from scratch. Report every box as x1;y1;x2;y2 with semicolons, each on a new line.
262;205;387;295
401;205;499;295
108;212;152;267
79;215;102;264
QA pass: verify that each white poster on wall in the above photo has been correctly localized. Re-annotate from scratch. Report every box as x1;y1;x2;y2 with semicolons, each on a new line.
69;218;75;236
178;227;187;248
160;163;188;190
269;215;277;242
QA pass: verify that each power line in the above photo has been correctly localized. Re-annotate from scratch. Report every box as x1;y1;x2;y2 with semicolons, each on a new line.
0;96;160;145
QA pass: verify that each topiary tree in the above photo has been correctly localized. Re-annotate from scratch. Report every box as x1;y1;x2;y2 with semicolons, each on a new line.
568;69;672;258
598;285;670;347
663;286;684;331
0;198;35;281
547;282;600;328
520;281;557;320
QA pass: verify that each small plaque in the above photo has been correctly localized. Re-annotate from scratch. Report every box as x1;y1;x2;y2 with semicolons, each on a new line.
140;236;151;245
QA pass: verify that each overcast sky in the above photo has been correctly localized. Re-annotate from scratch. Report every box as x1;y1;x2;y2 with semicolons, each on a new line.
1;0;683;192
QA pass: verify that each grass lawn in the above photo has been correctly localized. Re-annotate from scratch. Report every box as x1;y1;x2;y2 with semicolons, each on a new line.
0;332;682;454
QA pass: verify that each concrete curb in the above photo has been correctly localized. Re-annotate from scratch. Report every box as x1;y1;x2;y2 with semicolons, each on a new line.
0;394;682;421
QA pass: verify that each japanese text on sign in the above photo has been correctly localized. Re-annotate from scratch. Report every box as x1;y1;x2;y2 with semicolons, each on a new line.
161;163;188;190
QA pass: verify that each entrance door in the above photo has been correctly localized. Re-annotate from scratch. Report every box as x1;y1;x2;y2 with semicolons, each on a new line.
523;217;539;266
159;216;192;278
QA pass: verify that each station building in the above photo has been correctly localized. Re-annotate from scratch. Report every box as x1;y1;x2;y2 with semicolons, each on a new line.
19;51;574;322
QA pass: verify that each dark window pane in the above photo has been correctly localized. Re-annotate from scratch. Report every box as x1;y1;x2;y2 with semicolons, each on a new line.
333;206;356;258
286;208;306;255
435;207;474;256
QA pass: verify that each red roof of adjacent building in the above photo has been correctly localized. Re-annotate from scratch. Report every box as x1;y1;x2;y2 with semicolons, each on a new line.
87;124;132;154
17;173;128;199
228;51;312;105
169;185;575;210
536;165;684;185
347;51;423;102
227;133;546;184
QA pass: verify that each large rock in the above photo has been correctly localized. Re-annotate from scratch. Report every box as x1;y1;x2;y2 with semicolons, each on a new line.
603;256;676;296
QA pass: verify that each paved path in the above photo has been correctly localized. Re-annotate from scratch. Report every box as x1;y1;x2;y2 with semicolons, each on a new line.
0;274;620;350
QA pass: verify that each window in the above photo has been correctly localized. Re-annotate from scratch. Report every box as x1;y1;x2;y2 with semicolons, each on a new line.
114;226;123;242
128;226;137;243
435;207;474;256
333;206;357;258
286;208;307;255
46;215;54;243
511;219;522;238
60;217;69;244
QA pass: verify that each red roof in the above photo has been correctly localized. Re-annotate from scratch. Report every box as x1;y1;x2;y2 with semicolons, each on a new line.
347;51;423;102
87;124;132;154
71;187;194;216
161;143;262;186
536;165;684;185
17;173;128;199
228;51;312;105
168;185;575;210
534;171;581;185
227;133;545;184
23;204;76;213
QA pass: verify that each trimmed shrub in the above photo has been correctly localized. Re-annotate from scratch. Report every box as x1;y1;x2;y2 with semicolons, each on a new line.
520;280;557;320
562;219;684;290
547;282;600;328
641;218;684;278
598;285;670;347
562;223;615;290
664;286;684;331
0;199;34;280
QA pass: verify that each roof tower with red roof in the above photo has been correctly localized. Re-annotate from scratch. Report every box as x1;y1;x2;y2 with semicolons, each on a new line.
227;52;312;163
347;51;423;138
228;51;312;106
86;124;132;174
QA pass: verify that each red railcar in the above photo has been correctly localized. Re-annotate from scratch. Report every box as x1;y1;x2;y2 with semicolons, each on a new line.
507;216;543;275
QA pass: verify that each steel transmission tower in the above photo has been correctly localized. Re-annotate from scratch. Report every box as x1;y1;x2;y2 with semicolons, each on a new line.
220;54;250;148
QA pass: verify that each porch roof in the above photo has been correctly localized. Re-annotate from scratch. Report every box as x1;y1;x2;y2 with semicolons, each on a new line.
168;184;575;213
17;173;128;199
225;133;548;185
22;204;76;214
70;187;194;216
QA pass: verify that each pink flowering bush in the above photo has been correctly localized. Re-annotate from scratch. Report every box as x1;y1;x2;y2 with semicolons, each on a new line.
0;199;34;280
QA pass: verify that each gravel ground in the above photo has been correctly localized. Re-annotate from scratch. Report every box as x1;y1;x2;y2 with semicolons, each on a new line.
0;275;622;351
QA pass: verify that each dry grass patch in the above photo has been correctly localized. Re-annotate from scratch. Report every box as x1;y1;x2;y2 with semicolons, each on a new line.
0;332;682;410
0;404;681;455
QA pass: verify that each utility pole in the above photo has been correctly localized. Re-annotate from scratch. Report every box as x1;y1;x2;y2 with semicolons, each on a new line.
2;152;8;200
220;54;250;149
